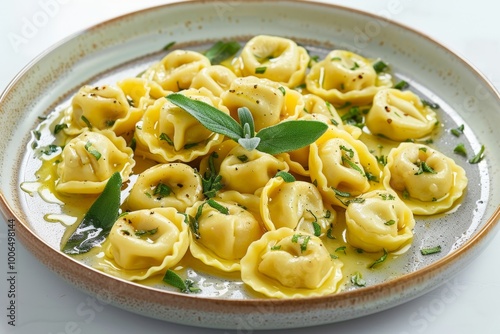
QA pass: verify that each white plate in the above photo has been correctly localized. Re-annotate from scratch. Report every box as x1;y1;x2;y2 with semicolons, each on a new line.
0;0;499;330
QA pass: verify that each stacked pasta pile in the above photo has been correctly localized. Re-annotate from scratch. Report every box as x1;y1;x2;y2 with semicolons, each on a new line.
45;35;468;298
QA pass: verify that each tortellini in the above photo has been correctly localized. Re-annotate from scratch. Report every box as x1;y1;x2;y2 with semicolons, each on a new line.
345;190;415;252
190;65;237;97
218;145;289;194
306;50;392;106
135;88;228;162
260;176;336;236
309;127;382;208
233;35;310;88
125;163;203;212
102;207;189;281
221;76;303;131
383;143;468;215
240;228;343;298
113;77;170;136
186;194;265;272
56;130;135;194
64;85;130;135
141;50;211;91
365;88;438;141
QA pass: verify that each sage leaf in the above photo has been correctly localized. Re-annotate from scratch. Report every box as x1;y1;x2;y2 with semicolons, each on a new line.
238;107;255;138
204;41;240;65
255;120;328;155
62;172;122;255
166;93;243;141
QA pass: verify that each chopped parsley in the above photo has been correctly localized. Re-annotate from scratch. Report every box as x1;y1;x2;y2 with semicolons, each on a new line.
54;123;68;135
153;183;172;198
135;227;158;237
351;272;366;287
413;161;436;175
372;60;388;73
255;66;267;74
453;143;467;157
84;142;101;161
369;248;388;268
159;133;174;146
384;220;396;226
450;124;465;137
420;245;441;255
469;145;485;164
394;80;409;90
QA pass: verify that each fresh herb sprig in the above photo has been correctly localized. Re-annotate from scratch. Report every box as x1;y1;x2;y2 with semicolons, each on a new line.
62;172;122;254
166;94;328;155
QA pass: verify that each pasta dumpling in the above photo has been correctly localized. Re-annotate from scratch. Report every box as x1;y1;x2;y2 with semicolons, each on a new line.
240;228;343;298
260;176;336;236
141;50;211;91
125;163;203;212
102;207;189;281
345;190;415;252
190;65;237;97
135;88;228;162
186;195;265;272
365;88;438;141
112;78;170;136
233;35;310;88
306;50;392;106
383;143;468;215
309;127;382;208
64;85;130;135
56;130;135;194
221;76;303;131
218;145;289;194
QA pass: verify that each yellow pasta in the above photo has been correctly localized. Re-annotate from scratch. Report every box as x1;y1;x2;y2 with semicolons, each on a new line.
56;130;135;194
306;50;392;106
233;35;309;88
240;228;343;298
100;207;189;281
383;143;468;215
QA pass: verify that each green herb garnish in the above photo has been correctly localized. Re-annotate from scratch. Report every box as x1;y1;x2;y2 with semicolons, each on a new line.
163;269;201;293
204;41;240;65
162;41;176;51
255;66;267;74
394;80;409;90
201;152;223;198
369;248;388;268
372;60;388;73
414;161;436;175
135;227;158;237
450;124;464;137
421;99;440;109
206;198;229;215
54;123;68;135
351;272;366;287
453;143;467;157
275;171;296;183
84;142;101;161
81;115;92;129
159;133;174;146
384;220;396;226
166;94;327;155
469;145;485;164
62;172;122;254
335;246;346;255
153;183;172;198
420;245;441;255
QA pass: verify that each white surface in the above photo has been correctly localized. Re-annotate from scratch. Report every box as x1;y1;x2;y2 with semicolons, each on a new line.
1;0;499;333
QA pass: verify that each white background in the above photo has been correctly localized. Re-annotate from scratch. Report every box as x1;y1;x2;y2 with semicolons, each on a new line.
1;1;499;333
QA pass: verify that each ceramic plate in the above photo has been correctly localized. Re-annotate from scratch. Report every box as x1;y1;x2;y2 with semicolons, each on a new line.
0;0;499;330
